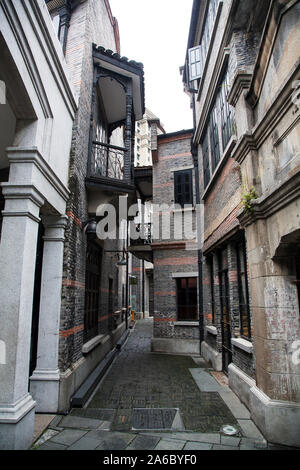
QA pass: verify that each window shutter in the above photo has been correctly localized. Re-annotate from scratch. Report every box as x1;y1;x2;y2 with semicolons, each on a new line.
188;45;202;82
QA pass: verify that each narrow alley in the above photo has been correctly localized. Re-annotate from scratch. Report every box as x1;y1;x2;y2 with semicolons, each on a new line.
31;319;285;451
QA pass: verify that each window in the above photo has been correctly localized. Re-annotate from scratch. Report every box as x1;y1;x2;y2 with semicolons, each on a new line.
174;169;193;207
220;70;235;150
210;100;220;172
208;256;216;325
218;248;232;373
187;0;220;85
202;131;211;188
236;239;251;339
84;242;102;342
201;67;235;189
188;45;202;82
176;278;198;321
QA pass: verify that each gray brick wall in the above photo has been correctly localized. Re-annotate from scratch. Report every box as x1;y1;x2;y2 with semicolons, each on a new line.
152;132;199;341
58;0;124;372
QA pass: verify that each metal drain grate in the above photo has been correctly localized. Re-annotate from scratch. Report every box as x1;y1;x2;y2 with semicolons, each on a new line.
132;408;185;431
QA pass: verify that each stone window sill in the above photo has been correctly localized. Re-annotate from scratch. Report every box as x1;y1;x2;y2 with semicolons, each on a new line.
82;334;108;355
231;337;253;354
174;321;199;327
205;325;217;336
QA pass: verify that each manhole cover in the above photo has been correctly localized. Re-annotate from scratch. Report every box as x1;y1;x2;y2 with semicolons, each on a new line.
132;408;185;431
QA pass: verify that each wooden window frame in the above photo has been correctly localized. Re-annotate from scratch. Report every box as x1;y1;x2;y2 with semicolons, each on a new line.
236;238;252;340
176;277;198;322
202;130;211;189
84;241;102;342
174;169;194;207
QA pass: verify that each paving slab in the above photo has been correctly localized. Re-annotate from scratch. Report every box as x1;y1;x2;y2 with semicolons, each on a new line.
237;419;265;440
218;389;251;420
36;441;67;451
48;415;63;429
212;444;239;450
50;429;88;446
67;435;101;450
96;435;133;450
154;439;186;450
33;429;60;448
189;368;223;392
183;441;213;450
58;415;106;430
220;435;241;447
240;438;268;450
87;429;136;446
126;435;160;450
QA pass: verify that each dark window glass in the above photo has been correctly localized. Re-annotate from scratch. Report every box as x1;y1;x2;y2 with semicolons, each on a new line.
176;278;198;321
210;101;220;172
236;239;251;339
174;170;193;207
218;248;232;373
84;242;102;342
220;70;235;150
203;131;211;188
208;256;216;325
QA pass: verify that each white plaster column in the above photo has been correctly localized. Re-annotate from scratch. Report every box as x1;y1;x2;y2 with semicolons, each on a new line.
0;184;44;450
30;215;68;412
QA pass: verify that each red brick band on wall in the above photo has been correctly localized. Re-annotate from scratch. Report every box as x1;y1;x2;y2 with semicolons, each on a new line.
60;313;117;338
66;210;82;228
60;324;84;338
154;291;176;296
203;204;242;253
158;151;192;162
153;182;174;189
154;317;177;323
154;257;198;266
62;279;85;289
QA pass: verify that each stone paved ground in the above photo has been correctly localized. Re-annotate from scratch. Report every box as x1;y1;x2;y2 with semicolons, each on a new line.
32;319;298;451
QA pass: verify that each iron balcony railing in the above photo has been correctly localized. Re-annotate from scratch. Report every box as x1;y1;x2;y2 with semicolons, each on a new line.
131;223;153;246
90;141;126;180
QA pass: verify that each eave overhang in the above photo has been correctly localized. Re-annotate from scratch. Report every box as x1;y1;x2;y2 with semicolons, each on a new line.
134;166;153;201
93;44;145;122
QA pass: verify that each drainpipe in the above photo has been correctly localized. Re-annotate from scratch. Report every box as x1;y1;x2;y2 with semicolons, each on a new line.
125;219;129;330
191;92;204;354
142;259;145;319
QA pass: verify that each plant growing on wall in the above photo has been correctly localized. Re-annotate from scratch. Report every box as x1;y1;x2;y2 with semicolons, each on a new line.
241;181;258;213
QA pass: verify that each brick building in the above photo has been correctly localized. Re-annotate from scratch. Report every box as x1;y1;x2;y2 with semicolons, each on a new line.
0;0;76;449
183;0;300;447
0;0;145;449
40;0;145;414
151;130;200;355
